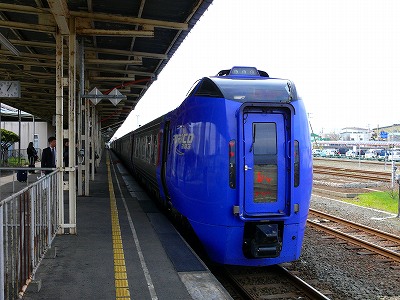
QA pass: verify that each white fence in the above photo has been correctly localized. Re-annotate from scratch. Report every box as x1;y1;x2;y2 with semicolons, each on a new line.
1;171;60;300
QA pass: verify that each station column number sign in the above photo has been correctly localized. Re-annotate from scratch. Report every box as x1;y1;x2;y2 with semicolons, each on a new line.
0;81;21;98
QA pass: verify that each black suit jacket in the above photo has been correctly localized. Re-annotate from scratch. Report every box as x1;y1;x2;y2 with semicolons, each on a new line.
41;147;56;174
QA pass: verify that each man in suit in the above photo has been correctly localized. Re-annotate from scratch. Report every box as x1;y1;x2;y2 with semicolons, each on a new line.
41;136;56;175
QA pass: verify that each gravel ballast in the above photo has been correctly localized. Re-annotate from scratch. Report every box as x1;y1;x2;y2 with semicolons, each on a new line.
292;158;400;299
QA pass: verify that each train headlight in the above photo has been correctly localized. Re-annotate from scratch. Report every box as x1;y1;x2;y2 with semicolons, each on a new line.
230;66;259;76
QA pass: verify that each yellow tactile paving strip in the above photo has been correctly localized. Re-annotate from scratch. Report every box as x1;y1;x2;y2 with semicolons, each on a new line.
107;154;131;299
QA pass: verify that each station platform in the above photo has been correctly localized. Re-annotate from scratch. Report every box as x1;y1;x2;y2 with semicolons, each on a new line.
20;150;232;300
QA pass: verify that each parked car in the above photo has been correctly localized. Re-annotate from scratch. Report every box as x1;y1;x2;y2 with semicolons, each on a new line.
377;149;389;161
364;149;381;159
338;148;350;156
312;149;323;156
321;148;338;157
388;150;400;161
346;149;365;158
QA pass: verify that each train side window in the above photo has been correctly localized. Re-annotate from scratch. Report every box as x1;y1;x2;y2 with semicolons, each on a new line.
294;140;300;187
147;135;152;163
137;137;140;158
152;134;157;165
185;79;201;97
140;137;144;158
195;78;224;98
135;137;138;158
134;138;137;157
141;136;146;159
138;137;141;158
137;137;139;158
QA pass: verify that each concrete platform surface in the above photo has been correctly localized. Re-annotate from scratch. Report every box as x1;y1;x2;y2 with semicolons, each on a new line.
21;151;232;300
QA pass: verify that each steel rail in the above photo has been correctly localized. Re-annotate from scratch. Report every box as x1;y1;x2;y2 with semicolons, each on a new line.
222;265;331;300
307;212;400;263
278;265;332;300
316;171;389;182
314;166;391;176
221;267;255;300
309;209;400;243
314;165;391;176
313;166;391;182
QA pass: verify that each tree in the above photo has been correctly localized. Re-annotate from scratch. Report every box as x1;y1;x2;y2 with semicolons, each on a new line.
0;128;20;163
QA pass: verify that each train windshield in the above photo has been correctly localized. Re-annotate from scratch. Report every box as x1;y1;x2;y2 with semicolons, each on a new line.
210;78;296;102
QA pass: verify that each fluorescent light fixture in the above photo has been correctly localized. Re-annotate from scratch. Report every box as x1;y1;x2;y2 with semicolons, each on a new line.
0;33;20;56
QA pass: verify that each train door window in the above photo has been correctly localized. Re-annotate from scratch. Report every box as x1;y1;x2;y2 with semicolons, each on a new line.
253;122;277;203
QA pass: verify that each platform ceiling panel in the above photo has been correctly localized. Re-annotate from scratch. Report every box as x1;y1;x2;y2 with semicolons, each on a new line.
0;0;213;133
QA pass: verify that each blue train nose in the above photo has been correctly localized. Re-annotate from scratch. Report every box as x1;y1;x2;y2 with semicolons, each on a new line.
250;224;282;258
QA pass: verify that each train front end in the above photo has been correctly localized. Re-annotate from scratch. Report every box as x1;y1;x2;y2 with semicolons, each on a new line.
177;67;312;266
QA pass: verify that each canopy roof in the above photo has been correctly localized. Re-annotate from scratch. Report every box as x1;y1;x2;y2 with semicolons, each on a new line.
0;0;213;132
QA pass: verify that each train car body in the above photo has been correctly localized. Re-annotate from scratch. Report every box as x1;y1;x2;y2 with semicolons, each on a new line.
112;66;312;266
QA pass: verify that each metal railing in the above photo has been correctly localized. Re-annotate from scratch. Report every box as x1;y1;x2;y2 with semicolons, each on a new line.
0;167;57;201
0;149;42;167
1;170;60;300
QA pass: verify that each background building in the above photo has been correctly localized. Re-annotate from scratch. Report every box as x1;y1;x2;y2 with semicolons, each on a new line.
1;104;53;156
339;127;372;142
373;124;400;141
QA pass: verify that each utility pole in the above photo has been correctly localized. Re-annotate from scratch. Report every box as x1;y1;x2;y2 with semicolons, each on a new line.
307;113;316;145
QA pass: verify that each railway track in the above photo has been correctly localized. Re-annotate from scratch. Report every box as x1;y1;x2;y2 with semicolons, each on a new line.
307;208;400;263
221;264;331;300
313;165;392;182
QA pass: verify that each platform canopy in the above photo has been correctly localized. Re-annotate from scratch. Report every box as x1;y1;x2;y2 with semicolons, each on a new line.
0;0;213;132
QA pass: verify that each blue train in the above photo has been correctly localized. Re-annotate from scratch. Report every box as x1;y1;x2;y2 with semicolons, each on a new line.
112;66;312;266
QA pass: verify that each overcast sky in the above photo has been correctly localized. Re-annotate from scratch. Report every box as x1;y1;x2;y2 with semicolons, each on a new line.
113;0;400;139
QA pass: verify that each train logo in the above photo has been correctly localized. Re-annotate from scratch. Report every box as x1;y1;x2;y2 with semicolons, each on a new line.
173;125;194;154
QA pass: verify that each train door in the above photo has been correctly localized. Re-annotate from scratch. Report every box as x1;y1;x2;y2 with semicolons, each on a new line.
243;113;287;216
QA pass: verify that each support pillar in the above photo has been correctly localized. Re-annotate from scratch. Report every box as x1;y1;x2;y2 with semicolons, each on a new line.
77;58;83;196
55;30;65;234
90;103;95;181
84;97;90;195
68;18;77;234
